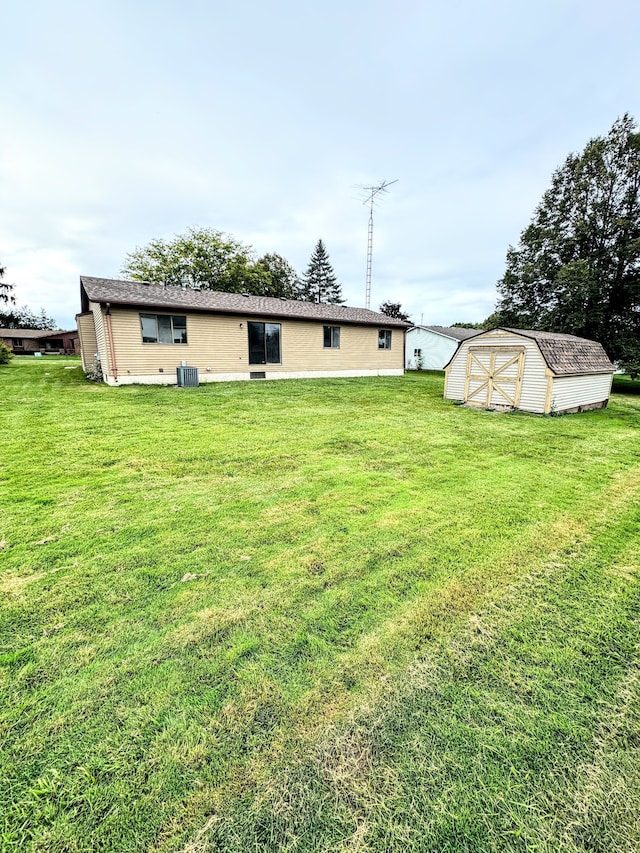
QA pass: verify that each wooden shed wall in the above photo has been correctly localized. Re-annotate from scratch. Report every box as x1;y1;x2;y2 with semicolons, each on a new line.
445;330;549;412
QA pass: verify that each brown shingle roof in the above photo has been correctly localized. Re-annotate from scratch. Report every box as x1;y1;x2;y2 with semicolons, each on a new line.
0;328;76;339
423;325;479;341
501;328;614;375
80;277;411;328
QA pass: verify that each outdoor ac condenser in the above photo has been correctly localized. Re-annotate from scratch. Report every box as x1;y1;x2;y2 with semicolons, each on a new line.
176;366;199;387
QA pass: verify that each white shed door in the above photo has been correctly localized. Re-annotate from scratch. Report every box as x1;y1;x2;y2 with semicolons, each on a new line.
464;347;525;408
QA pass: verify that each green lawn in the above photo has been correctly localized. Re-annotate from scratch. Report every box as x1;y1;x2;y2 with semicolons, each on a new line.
1;357;639;853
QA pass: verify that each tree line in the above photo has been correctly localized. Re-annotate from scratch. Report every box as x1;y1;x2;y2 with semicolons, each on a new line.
4;114;638;374
123;234;415;319
0;265;58;330
488;113;640;377
124;113;639;376
122;231;346;305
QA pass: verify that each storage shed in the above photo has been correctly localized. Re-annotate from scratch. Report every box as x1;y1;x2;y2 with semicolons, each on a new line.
444;328;615;414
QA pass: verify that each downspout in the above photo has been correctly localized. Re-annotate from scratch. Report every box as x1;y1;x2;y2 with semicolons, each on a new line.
403;325;407;373
105;303;118;381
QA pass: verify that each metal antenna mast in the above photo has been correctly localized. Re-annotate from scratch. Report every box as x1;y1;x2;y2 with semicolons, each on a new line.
360;179;397;309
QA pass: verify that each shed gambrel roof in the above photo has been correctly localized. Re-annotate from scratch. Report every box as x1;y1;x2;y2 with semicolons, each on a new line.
488;328;614;375
79;277;411;328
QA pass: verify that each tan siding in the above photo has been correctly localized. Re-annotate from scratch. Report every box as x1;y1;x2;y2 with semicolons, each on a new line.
77;314;98;371
105;307;404;382
89;302;110;377
550;374;613;412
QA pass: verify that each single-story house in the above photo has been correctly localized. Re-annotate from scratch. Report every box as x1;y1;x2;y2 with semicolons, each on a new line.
406;325;479;370
444;327;615;414
0;328;80;355
76;276;411;385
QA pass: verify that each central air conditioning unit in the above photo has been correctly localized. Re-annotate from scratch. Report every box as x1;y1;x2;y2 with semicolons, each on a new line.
176;366;199;387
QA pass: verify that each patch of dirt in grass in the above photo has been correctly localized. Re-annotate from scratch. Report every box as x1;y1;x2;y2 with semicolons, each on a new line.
176;816;219;853
0;566;63;598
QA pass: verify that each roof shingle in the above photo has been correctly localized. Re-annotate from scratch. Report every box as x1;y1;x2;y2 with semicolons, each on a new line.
501;328;614;375
0;328;76;339
422;325;479;341
80;277;411;327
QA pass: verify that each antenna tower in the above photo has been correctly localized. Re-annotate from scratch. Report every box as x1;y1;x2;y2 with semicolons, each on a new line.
359;179;397;309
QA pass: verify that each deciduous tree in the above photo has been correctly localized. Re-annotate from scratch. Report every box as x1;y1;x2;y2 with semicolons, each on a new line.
0;305;57;330
493;114;640;374
252;253;303;299
122;228;303;300
379;302;411;321
122;227;258;294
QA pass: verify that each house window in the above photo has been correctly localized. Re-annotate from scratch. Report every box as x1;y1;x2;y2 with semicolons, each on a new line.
12;338;23;348
248;322;281;364
323;326;340;348
414;348;422;357
140;314;187;344
378;329;392;349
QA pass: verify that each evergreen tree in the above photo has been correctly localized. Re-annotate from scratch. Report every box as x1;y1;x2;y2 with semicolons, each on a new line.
301;240;345;303
494;114;640;374
0;263;15;306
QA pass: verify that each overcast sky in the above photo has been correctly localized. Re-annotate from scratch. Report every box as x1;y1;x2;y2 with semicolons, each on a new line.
2;0;639;329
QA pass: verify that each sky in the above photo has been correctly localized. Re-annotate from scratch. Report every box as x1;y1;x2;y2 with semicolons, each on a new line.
2;0;639;330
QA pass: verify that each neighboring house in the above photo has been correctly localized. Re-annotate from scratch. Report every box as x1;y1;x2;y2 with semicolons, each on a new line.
76;276;410;386
406;326;478;370
444;327;615;414
0;328;79;355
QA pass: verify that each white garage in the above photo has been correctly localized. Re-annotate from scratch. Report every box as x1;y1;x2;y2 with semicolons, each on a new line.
444;328;615;414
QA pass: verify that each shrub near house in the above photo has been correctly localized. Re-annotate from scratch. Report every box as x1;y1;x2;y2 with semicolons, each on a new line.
0;341;13;363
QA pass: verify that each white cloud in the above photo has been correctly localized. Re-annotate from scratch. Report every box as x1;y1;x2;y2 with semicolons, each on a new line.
2;0;639;330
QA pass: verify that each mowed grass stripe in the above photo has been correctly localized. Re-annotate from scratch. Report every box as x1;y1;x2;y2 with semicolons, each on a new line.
201;503;640;853
0;357;639;852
